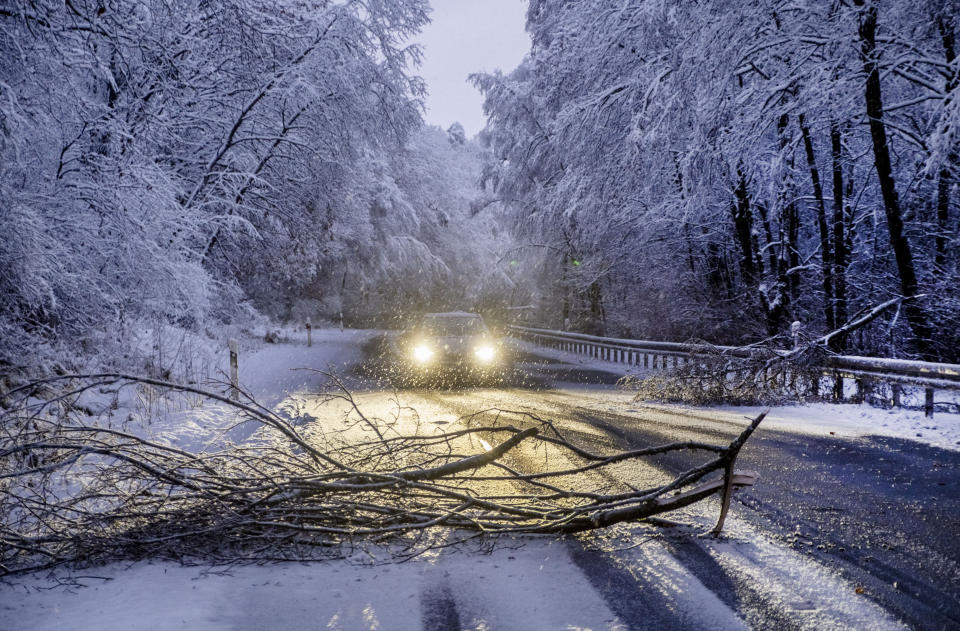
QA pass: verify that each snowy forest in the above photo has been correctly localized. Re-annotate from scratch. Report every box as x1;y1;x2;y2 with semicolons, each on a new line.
475;0;960;362
0;0;513;372
2;0;958;372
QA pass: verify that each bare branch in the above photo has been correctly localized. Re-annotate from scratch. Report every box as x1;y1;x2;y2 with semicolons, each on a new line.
0;374;764;574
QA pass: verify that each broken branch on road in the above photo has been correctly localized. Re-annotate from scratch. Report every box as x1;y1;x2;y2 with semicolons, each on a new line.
0;374;764;574
623;296;923;406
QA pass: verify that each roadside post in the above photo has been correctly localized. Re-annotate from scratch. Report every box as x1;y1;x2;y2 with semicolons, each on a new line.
229;338;239;401
306;317;312;347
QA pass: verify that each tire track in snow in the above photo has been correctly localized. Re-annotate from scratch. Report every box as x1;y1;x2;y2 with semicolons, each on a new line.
419;582;461;629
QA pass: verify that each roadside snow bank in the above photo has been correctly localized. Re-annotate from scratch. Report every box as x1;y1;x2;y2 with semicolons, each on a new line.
739;402;960;452
57;327;379;453
174;327;377;448
603;396;960;453
224;327;376;408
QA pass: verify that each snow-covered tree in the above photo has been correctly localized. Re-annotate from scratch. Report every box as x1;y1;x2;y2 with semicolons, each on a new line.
0;0;429;367
476;0;959;360
313;126;513;326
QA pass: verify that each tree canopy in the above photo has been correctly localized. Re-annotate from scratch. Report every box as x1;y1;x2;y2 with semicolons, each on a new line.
476;0;959;360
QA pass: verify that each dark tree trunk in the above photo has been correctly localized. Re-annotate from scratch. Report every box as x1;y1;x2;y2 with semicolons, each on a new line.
703;226;731;295
754;204;790;337
936;16;957;272
756;202;777;276
858;4;934;357
683;224;697;275
830;123;848;349
936;170;951;271
845;144;856;263
561;251;570;327
799;114;836;333
675;162;698;276
777;114;800;304
588;279;606;335
732;169;756;284
757;200;789;335
751;227;764;277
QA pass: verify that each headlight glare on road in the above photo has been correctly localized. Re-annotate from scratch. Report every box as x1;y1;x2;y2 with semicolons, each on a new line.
474;344;495;363
412;344;433;363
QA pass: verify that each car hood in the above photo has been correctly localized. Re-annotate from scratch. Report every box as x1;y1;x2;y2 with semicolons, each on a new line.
432;336;478;352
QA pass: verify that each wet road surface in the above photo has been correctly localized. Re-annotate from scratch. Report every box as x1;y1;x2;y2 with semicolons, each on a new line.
349;342;960;630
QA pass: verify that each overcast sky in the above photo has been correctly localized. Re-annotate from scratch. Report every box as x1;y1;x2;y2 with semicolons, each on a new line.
415;0;530;138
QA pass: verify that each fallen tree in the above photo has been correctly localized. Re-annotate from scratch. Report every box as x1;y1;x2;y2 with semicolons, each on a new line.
0;374;764;575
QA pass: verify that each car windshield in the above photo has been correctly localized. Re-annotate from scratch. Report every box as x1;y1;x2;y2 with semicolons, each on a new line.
420;316;487;337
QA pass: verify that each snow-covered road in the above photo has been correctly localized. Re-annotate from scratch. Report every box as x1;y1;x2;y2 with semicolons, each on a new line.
3;329;958;630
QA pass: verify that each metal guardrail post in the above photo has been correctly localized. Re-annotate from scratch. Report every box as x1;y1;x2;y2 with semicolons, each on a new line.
833;373;844;401
854;377;865;404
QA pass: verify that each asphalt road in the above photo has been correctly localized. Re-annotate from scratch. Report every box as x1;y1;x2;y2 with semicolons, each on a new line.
355;342;960;630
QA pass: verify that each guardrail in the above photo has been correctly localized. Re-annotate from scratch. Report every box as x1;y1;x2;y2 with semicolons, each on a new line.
508;325;960;417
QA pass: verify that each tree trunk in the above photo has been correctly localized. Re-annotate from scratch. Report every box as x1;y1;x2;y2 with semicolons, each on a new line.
936;170;951;272
936;15;957;272
703;226;731;295
732;169;756;284
560;251;570;328
830;123;848;349
857;3;933;357
845;140;856;264
675;162;698;276
756;202;777;275
756;200;788;336
588;279;606;335
799;114;836;333
777;114;800;304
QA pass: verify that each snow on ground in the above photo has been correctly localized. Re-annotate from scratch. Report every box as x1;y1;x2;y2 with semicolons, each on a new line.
584;519;906;631
1;528;904;631
731;402;960;452
512;338;960;453
0;542;612;631
0;541;632;631
68;327;379;452
589;396;960;454
0;330;940;629
224;327;374;409
696;517;906;630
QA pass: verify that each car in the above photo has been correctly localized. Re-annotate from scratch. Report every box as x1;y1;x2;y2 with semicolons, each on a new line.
395;311;508;384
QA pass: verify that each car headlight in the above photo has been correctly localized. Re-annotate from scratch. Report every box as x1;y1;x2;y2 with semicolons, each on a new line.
412;344;434;363
474;344;495;363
